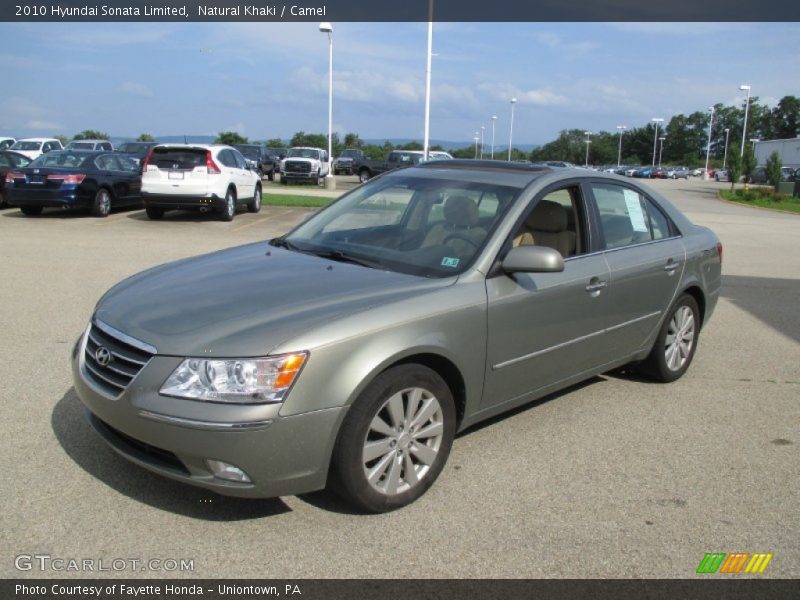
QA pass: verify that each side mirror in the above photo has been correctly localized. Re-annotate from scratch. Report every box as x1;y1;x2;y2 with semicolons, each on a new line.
502;245;564;274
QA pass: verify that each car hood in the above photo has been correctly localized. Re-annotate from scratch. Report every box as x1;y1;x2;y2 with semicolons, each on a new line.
94;242;454;357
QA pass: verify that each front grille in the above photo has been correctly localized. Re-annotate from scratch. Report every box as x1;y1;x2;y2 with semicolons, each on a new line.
284;160;311;173
83;322;154;397
91;414;189;476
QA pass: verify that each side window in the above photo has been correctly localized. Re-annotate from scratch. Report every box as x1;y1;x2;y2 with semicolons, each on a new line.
590;184;654;249
118;156;139;172
0;155;9;168
217;150;234;168
511;186;584;258
231;150;247;170
644;197;673;240
387;153;399;163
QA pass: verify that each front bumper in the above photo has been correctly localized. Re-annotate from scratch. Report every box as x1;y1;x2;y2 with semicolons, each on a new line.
71;334;345;498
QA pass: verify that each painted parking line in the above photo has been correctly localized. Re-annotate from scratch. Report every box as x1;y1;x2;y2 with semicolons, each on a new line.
231;214;274;232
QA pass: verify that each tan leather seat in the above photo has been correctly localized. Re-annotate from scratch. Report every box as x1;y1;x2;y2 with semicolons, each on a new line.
512;200;576;257
422;195;486;253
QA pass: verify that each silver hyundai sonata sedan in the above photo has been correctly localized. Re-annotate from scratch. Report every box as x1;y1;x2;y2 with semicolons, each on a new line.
72;161;722;512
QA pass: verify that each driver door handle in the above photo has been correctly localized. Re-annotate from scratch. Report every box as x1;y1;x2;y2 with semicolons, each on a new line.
585;279;608;295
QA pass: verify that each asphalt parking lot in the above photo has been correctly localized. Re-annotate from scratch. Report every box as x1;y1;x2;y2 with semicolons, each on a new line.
1;177;797;579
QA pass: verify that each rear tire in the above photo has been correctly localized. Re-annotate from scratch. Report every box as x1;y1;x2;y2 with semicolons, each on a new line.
280;176;287;185
267;169;274;182
145;206;164;220
248;185;261;213
91;188;111;217
329;364;456;513
640;293;700;383
220;188;236;221
0;190;7;208
20;205;43;216
358;169;371;183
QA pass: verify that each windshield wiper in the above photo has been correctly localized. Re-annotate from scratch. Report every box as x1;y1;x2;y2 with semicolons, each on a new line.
309;249;383;269
269;237;301;251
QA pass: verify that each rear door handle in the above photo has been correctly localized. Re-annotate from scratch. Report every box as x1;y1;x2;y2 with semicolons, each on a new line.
664;259;681;273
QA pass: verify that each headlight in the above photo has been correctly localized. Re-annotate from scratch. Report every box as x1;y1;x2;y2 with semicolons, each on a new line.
160;352;307;404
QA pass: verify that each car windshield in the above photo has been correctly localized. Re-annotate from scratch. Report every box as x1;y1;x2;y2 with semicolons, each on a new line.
12;141;43;151
67;142;96;150
28;151;90;168
287;148;320;159
341;150;360;158
117;142;151;153
282;173;520;278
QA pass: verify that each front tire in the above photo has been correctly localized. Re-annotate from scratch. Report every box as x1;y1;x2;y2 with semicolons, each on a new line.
91;188;111;217
329;364;456;513
640;293;700;383
220;188;236;221
248;185;261;213
358;169;371;183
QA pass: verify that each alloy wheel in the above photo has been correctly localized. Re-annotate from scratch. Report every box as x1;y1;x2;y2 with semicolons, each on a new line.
665;305;695;371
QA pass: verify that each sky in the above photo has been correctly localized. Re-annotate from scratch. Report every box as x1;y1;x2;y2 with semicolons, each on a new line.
1;21;799;145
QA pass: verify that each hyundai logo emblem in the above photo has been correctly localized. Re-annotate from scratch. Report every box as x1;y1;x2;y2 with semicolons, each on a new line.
95;346;112;366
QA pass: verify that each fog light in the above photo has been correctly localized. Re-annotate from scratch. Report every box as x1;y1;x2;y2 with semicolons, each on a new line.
206;459;251;483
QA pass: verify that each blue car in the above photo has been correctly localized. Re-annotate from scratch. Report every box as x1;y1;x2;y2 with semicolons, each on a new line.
5;150;142;217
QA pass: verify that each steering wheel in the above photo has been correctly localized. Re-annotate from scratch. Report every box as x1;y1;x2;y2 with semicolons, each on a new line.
442;232;479;250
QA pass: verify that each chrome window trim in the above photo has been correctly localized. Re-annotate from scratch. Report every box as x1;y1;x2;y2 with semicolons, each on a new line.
138;410;273;432
562;234;683;263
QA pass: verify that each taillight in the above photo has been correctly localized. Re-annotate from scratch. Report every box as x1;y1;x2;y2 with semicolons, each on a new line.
47;174;86;184
141;150;154;172
206;151;221;174
5;171;24;183
716;242;723;264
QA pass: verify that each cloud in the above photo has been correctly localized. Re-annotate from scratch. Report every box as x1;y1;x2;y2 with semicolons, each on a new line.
478;83;567;106
117;81;154;98
27;119;63;131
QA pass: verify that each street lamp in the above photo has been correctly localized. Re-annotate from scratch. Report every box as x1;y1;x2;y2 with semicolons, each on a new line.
422;1;434;161
473;134;480;159
508;98;517;161
723;128;730;169
651;118;664;166
480;125;485;159
616;125;627;167
584;131;592;168
319;22;334;188
490;115;497;160
749;138;760;152
739;84;751;157
703;106;714;180
658;136;666;167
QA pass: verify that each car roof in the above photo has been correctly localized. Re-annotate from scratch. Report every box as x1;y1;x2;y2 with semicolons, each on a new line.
67;139;109;144
17;137;59;142
151;143;230;150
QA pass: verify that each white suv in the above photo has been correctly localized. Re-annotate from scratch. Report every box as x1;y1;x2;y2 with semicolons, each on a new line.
10;137;63;160
280;147;330;185
141;144;261;221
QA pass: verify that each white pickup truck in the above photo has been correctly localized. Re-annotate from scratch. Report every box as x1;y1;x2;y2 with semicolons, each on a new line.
280;147;330;185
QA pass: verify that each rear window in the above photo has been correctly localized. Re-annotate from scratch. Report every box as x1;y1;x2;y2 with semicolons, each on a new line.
67;142;95;150
0;153;31;168
29;152;90;169
151;148;207;170
117;143;152;153
12;141;42;151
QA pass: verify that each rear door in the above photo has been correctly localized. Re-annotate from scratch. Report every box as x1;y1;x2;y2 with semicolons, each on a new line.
585;181;685;356
143;147;209;196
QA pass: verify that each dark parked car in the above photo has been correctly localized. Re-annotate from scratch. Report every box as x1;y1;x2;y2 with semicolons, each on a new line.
72;161;721;511
0;150;32;208
333;148;365;175
633;166;655;178
115;142;159;167
233;144;277;181
353;150;425;183
266;148;287;176
5;150;142;217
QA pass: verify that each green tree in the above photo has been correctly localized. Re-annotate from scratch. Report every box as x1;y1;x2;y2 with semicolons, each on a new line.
741;146;756;183
73;129;110;140
771;95;800;139
764;151;783;190
725;151;741;190
136;133;155;142
53;135;69;147
265;138;286;148
343;133;363;148
400;141;423;151
215;131;248;145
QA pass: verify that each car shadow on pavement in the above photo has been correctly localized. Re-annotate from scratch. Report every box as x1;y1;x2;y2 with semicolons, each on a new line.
52;389;291;520
721;275;800;344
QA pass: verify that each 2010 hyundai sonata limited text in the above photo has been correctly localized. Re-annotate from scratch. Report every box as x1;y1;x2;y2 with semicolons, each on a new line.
72;161;722;512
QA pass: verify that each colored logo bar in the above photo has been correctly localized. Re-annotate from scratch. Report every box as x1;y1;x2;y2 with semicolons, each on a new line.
697;552;773;574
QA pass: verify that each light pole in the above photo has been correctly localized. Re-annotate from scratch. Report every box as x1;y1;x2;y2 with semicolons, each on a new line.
749;138;760;152
508;98;517;161
584;131;592;167
490;115;497;160
319;22;334;188
473;134;480;159
739;84;751;157
651;118;664;166
616;125;627;167
723;128;730;169
480;126;485;159
658;136;666;167
703;106;714;180
422;0;434;161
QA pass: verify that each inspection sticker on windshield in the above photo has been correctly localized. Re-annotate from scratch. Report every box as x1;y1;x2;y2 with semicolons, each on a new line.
623;189;649;232
441;257;460;268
